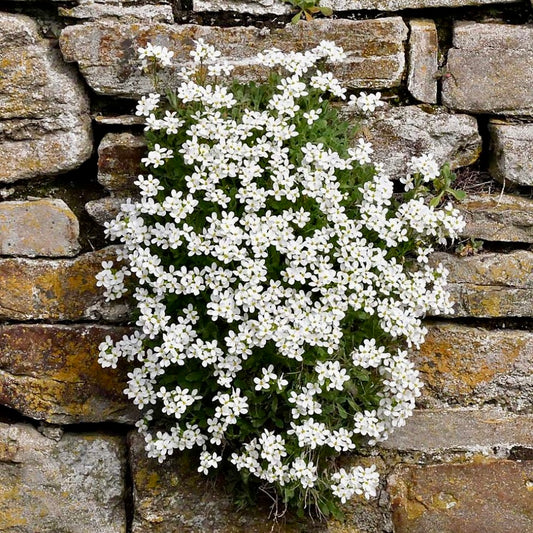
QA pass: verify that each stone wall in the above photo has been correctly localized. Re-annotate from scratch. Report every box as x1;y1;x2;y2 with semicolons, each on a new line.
0;1;532;531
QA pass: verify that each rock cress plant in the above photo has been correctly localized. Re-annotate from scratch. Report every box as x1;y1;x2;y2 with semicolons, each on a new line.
97;39;465;518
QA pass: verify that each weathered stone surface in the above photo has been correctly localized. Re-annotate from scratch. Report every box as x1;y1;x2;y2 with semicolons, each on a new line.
194;0;519;12
93;113;144;126
130;432;385;532
323;0;519;9
60;18;408;98
96;106;481;182
488;121;533;187
130;432;297;533
193;0;291;14
344;105;481;177
431;250;533;317
382;409;533;454
0;199;80;257
0;13;92;183
442;22;533;116
0;324;136;424
407;20;438;104
98;132;146;193
59;0;173;21
0;246;129;321
411;324;533;412
457;193;533;243
389;460;533;533
86;196;128;226
0;422;126;532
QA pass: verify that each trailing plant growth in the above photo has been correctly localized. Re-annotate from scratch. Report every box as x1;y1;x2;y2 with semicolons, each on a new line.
97;39;464;518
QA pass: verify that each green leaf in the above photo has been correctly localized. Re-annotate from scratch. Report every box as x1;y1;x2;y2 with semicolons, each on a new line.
429;193;443;208
317;499;331;518
328;500;345;521
320;6;333;15
185;371;204;382
282;486;295;503
450;189;467;201
353;369;370;382
291;11;302;24
337;404;348;419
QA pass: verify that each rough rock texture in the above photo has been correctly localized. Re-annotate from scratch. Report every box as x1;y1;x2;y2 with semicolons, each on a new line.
457;193;533;243
193;0;291;14
60;18;408;98
129;431;385;532
195;0;520;12
0;247;129;321
0;422;126;532
93;114;144;126
382;408;533;453
407;20;438;104
0;199;80;257
97;104;481;191
431;250;533;317
442;22;533;116
388;460;533;533
322;0;519;9
0;324;136;424
411;324;533;412
345;105;481;177
86;196;127;226
0;13;92;183
130;432;299;533
58;0;174;21
98;132;146;193
488;121;533;187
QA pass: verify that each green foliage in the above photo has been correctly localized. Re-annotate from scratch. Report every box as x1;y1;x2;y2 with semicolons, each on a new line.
98;40;466;522
282;0;333;24
430;163;467;207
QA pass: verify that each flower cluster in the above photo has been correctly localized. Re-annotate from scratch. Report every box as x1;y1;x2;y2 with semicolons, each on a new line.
97;38;464;517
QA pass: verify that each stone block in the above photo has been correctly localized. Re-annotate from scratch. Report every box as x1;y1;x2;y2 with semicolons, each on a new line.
322;0;519;9
93;114;144;126
98;132;146;193
0;247;129;321
382;408;533;454
194;0;520;12
130;430;387;532
129;431;302;533
0;13;92;183
59;0;174;21
345;105;481;178
0;324;137;424
86;196;129;226
0;422;126;532
60;18;408;98
407;20;438;104
412;324;533;412
193;0;292;14
488;121;533;187
0;199;80;257
431;250;533;317
457;193;533;243
388;460;533;533
442;22;533;116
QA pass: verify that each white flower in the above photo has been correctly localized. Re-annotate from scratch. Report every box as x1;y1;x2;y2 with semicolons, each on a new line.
141;144;174;168
98;39;462;507
136;93;161;117
302;108;322;125
138;44;174;69
348;91;384;114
